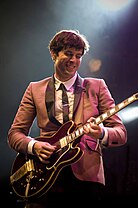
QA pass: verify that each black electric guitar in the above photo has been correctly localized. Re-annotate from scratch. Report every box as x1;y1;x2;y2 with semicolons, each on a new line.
10;92;138;200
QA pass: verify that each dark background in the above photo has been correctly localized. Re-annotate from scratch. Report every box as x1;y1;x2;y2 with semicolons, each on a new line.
0;0;138;205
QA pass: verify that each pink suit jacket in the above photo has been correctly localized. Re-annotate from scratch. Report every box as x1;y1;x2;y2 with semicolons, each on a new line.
8;74;127;185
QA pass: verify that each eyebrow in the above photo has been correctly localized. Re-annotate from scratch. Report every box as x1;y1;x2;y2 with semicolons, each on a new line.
64;49;83;54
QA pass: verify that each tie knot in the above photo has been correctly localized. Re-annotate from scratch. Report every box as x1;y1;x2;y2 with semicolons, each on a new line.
59;83;67;91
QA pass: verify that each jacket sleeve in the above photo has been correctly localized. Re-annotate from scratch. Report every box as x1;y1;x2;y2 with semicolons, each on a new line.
97;79;127;147
7;82;36;154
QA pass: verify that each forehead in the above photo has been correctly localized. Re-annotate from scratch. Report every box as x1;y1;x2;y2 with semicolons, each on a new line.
63;47;83;54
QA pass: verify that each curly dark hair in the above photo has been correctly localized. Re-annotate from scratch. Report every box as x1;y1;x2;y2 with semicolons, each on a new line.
48;29;90;56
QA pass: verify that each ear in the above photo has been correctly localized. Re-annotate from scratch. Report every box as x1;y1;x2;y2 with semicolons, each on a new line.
50;51;57;61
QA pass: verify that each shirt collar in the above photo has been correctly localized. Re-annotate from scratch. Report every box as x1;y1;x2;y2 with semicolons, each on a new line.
54;73;77;91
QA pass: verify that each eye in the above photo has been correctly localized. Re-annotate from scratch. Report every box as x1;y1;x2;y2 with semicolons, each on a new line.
64;51;73;57
76;54;82;59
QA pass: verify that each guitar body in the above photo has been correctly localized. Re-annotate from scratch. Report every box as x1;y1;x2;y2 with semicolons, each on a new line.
10;121;83;199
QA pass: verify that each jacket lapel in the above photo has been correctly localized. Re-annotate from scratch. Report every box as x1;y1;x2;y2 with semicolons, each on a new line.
72;74;85;120
45;76;61;126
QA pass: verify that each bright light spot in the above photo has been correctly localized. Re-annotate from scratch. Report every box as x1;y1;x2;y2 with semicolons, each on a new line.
118;106;138;123
88;59;102;72
97;0;132;11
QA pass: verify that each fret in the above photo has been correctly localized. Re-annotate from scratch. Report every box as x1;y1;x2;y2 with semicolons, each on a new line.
86;123;91;129
107;111;111;116
95;117;101;123
101;113;108;120
114;105;119;112
110;108;116;114
128;96;135;102
70;133;74;141
71;132;76;140
118;102;125;109
75;129;80;137
67;135;72;143
124;100;129;105
79;127;84;135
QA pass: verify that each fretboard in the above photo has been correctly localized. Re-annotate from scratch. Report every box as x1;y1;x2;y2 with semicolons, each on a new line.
59;93;138;148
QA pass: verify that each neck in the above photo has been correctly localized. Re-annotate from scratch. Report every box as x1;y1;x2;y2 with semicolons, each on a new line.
54;73;77;82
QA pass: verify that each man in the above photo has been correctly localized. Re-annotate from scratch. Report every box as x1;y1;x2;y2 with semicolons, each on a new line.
8;29;127;207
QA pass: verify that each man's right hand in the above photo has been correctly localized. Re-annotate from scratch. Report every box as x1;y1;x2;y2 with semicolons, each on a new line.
33;141;56;164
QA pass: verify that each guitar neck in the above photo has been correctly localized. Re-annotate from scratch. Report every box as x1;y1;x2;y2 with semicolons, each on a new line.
94;92;138;125
60;93;138;148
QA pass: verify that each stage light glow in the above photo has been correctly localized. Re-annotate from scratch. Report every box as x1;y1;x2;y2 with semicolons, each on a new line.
118;106;138;123
88;59;102;72
97;0;135;11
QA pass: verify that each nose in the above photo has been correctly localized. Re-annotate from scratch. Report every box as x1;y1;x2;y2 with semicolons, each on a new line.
70;55;77;62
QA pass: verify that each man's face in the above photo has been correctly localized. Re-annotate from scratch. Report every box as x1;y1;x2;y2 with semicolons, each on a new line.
54;47;83;81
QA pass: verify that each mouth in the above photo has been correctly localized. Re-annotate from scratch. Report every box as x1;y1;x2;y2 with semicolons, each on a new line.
66;64;76;71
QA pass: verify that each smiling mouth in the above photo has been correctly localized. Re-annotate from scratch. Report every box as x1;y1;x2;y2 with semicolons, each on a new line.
66;64;76;70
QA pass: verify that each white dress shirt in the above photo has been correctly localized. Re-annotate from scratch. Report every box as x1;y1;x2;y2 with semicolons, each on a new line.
54;73;77;124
